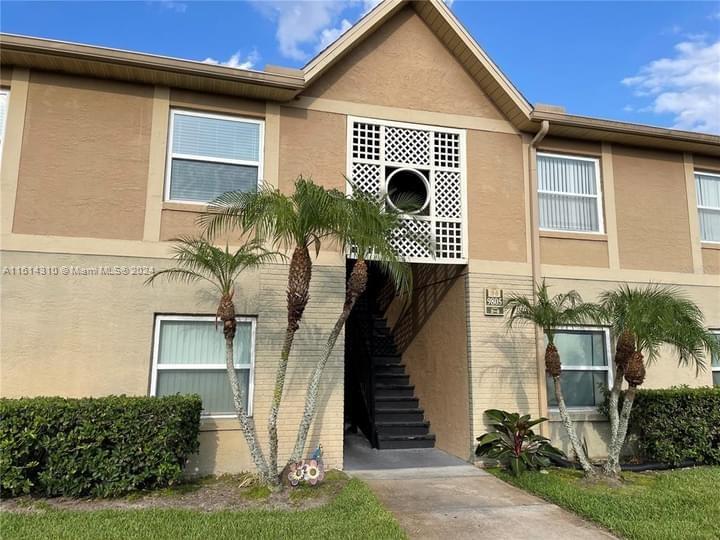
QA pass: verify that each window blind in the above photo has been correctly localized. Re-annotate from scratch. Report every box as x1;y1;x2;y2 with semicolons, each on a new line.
696;173;720;242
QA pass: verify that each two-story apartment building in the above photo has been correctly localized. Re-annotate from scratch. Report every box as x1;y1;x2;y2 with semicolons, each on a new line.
1;0;718;475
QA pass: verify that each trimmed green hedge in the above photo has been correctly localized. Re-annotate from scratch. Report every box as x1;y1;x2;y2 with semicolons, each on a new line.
0;395;202;498
629;387;720;466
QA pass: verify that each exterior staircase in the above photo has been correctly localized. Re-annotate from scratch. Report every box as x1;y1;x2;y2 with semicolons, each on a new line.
371;314;436;449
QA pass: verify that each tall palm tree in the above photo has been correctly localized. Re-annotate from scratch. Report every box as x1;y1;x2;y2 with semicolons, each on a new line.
598;284;719;479
200;177;343;483
505;281;600;477
145;237;280;482
289;190;413;464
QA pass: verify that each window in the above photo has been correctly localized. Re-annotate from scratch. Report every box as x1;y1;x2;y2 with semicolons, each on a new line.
165;110;263;204
546;328;612;408
151;315;256;417
537;153;604;233
712;331;720;387
0;89;9;151
695;171;720;243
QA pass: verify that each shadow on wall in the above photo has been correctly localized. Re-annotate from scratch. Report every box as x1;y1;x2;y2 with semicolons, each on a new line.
382;263;467;353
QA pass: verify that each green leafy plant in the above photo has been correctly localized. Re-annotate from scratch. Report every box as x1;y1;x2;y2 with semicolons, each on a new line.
475;409;565;476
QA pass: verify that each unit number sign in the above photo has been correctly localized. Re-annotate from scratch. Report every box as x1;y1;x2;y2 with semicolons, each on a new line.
484;288;504;316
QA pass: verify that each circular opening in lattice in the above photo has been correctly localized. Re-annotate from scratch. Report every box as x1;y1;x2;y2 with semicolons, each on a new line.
386;168;430;215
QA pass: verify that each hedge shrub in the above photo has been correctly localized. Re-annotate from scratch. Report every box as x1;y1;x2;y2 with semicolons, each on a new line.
0;395;202;498
629;386;720;466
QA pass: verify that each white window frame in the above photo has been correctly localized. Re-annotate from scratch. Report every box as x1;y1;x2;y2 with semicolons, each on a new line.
0;89;9;155
695;170;720;244
164;109;265;205
537;152;605;235
711;330;720;386
345;115;469;264
150;314;257;418
548;326;613;411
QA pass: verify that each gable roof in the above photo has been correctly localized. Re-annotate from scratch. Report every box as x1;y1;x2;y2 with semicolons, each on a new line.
1;0;718;156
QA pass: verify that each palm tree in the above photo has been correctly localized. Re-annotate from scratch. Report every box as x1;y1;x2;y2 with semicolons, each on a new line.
288;189;413;464
505;281;600;477
145;237;280;482
200;177;344;483
598;284;719;479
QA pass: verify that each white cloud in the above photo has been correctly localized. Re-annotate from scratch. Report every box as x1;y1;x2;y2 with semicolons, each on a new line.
254;0;455;62
622;39;720;134
156;0;187;13
203;49;260;70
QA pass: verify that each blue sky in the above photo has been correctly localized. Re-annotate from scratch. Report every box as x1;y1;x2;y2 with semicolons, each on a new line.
2;1;719;133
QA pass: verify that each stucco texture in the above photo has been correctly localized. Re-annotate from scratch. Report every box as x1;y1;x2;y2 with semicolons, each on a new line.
540;236;609;268
304;7;504;120
13;72;153;240
0;251;346;475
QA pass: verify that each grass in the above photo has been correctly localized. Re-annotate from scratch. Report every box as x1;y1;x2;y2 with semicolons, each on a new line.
490;466;720;540
0;478;406;540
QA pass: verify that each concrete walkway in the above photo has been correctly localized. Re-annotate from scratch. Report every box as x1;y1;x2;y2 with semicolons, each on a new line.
350;465;616;540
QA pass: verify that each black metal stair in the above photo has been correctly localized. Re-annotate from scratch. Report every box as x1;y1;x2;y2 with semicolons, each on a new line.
371;315;436;450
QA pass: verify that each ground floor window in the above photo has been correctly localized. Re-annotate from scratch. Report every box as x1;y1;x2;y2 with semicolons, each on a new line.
546;328;612;408
150;315;256;417
712;331;720;386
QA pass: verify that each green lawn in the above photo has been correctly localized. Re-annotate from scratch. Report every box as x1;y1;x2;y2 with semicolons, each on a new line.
1;479;406;540
490;466;719;540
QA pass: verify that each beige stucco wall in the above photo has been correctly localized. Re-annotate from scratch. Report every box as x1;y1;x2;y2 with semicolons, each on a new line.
13;72;153;240
390;265;471;460
0;250;346;475
540;236;609;267
613;145;694;273
703;247;720;274
304;7;503;120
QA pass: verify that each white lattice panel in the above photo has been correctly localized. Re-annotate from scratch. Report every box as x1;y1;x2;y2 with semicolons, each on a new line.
385;127;431;166
348;116;466;264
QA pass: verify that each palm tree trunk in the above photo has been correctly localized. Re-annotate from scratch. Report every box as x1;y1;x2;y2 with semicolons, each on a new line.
603;385;636;478
225;333;270;482
552;376;597;477
604;374;624;471
268;245;312;482
289;259;368;464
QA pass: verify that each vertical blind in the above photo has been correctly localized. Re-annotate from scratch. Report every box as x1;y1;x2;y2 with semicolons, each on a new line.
696;173;720;242
538;154;601;232
545;330;609;408
168;112;261;203
156;318;253;415
0;91;8;146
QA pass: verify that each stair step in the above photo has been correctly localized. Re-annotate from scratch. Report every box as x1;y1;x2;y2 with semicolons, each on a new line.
376;421;430;437
376;374;410;385
375;383;415;398
377;433;436;450
373;355;402;364
375;363;406;375
375;396;419;409
375;408;425;423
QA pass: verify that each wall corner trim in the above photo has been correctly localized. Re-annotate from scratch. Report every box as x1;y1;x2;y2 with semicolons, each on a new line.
142;86;170;242
683;152;703;274
263;103;280;189
601;142;620;270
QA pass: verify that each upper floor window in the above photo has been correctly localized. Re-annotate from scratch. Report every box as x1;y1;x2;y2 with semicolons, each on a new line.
0;89;9;151
150;315;256;417
546;328;611;408
165;110;263;204
538;153;604;233
695;171;720;243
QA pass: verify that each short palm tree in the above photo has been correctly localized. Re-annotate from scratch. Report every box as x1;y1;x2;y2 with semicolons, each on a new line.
200;177;344;483
505;281;600;477
145;237;279;482
288;189;413;463
598;284;719;479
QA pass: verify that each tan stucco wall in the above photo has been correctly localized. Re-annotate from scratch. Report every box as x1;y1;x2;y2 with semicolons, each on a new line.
693;154;720;173
467;131;527;262
392;266;471;460
540;236;609;267
539;137;601;157
13;72;153;240
304;7;503;120
0;250;346;475
278;107;346;194
0;67;11;87
170;89;265;118
703;247;720;274
613;145;694;273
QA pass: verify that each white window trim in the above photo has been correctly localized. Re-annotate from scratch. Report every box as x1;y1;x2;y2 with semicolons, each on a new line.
548;326;613;412
345;115;469;264
695;170;720;244
164;109;265;206
0;88;9;155
537;152;605;235
711;330;720;386
150;314;257;418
